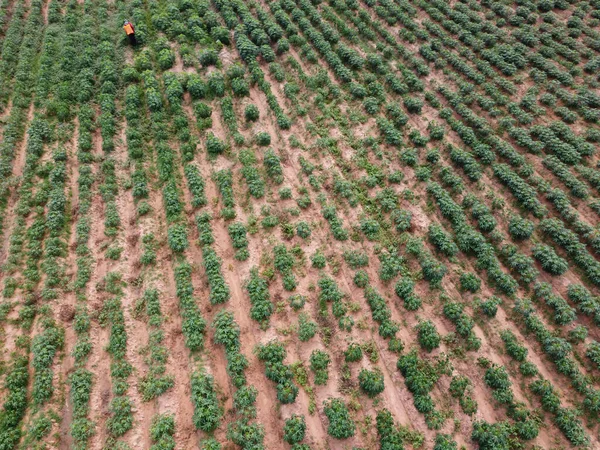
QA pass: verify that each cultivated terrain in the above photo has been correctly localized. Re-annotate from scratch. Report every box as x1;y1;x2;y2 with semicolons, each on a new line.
0;0;600;449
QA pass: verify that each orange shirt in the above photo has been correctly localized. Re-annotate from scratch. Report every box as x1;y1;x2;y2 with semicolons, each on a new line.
123;23;134;35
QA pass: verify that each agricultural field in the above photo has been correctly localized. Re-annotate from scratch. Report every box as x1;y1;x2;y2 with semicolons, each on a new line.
0;0;600;448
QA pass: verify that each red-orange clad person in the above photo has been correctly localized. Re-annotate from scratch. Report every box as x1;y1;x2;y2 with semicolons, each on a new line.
123;20;136;45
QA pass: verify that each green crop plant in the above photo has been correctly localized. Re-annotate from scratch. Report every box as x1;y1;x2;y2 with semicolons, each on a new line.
376;409;404;449
428;224;458;257
459;272;481;293
364;286;398;340
416;320;441;352
532;244;569;275
394;277;421;311
323;398;355;439
150;414;176;450
263;148;284;184
202;246;231;304
274;244;297;291
500;330;528;362
353;270;369;288
309;350;330;385
184;164;207;208
233;385;258;419
228;222;249;261
206;133;227;156
245;104;259;121
344;343;363;363
297;313;317;342
358;368;385;397
245;268;273;323
191;370;223;432
283;414;306;444
533;282;576;325
255;341;298;404
311;251;326;268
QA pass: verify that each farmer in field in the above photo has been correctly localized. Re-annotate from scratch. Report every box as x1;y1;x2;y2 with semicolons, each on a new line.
123;20;136;45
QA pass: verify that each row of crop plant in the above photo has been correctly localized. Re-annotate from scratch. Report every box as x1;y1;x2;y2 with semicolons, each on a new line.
67;0;105;445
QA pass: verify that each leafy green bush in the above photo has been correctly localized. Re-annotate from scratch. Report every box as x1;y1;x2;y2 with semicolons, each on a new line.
394;277;421;311
376;409;404;449
493;164;547;218
530;377;589;444
202;246;230;304
532;244;568;275
279;187;292;199
228;222;249;261
245;268;273;323
157;48;175;70
199;49;218;67
264;148;284;184
416;320;440;352
404;96;424;114
471;421;512;450
167;224;188;253
364;285;398;340
150;414;175;450
288;294;306;311
206;133;226;156
255;131;271;146
586;341;600;370
567;284;600;321
194;102;212;119
310;350;330;385
358;368;384;397
274;244;296;291
443;302;477;347
188;76;208;99
533;282;575;325
283;414;306;444
191;370;222;432
428;224;458;257
479;296;501;317
227;419;265;449
353;270;369;288
459;272;481;293
311;251;326;268
199;438;221;450
298;313;317;342
255;341;298;404
568;325;588;343
343;250;369;269
500;330;528;362
296;221;311;239
378;249;404;283
360;218;380;240
245;104;259;122
184;164;207;208
322;205;348;241
233;385;257;419
434;433;457;450
484;365;514;405
208;72;225;97
344;343;363;363
397;351;443;424
323;398;355;439
416;320;441;352
519;361;538;377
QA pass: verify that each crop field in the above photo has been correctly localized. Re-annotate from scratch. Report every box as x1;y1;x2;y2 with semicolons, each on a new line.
0;0;600;448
